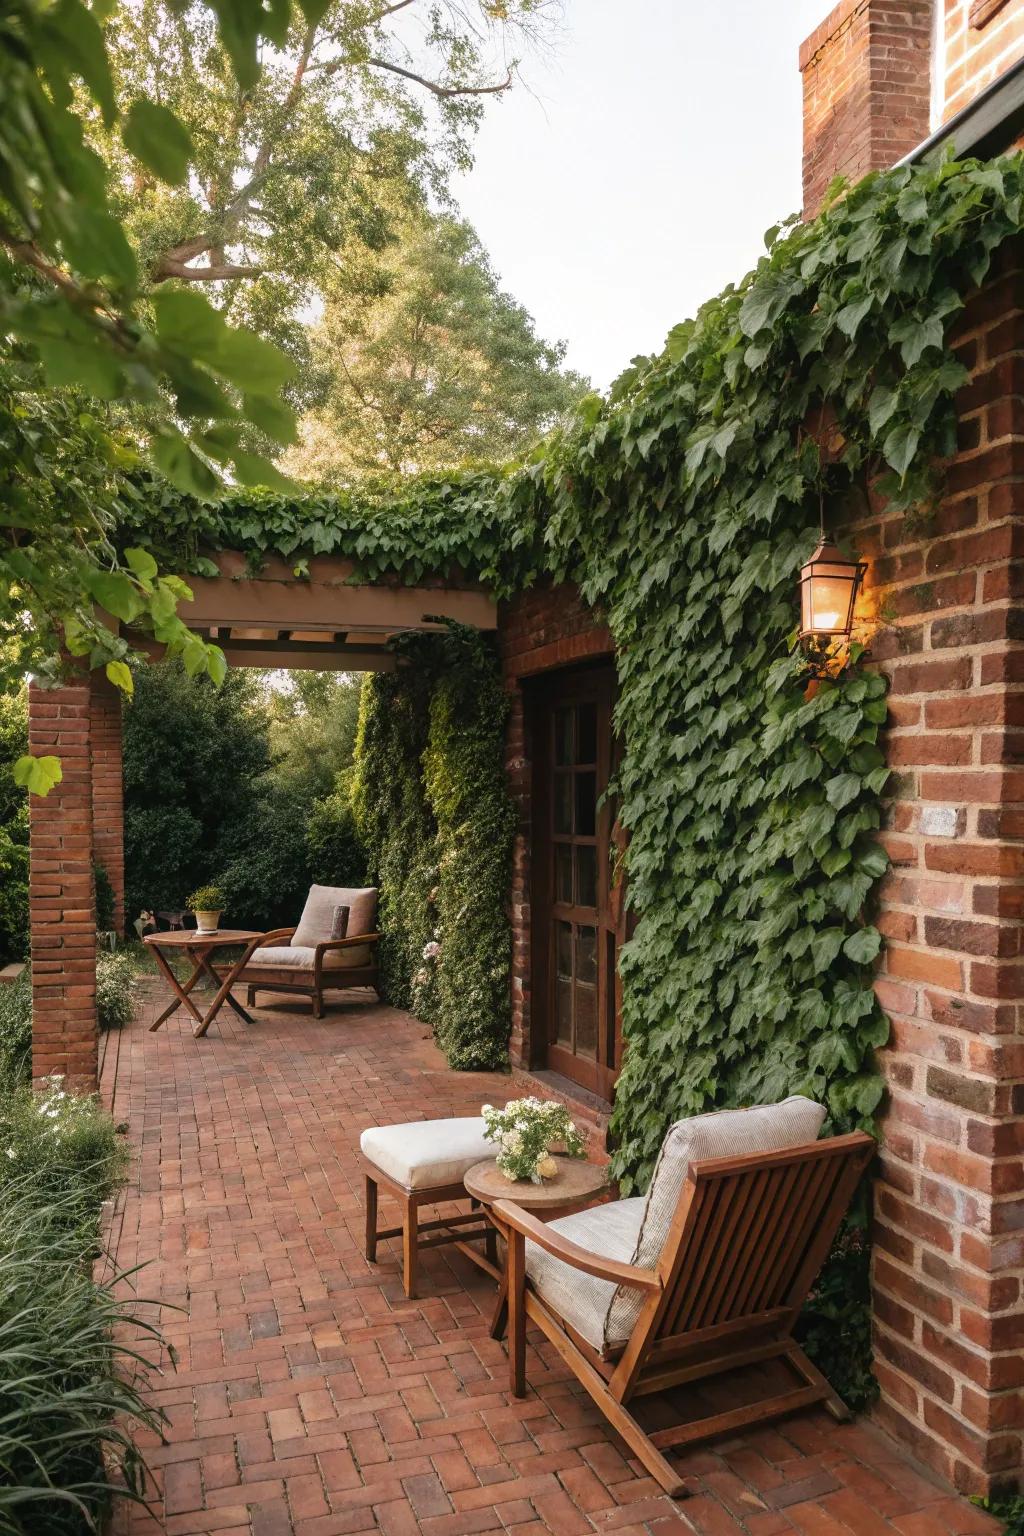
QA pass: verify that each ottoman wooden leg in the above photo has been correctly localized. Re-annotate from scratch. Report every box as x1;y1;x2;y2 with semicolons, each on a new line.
365;1174;379;1263
402;1196;419;1299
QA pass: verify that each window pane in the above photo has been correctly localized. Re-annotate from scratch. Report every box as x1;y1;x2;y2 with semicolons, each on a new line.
575;772;596;837
556;920;573;979
575;845;597;908
555;708;573;767
556;980;573;1046
575;981;597;1058
555;844;573;904
554;773;572;834
577;702;597;764
576;925;597;986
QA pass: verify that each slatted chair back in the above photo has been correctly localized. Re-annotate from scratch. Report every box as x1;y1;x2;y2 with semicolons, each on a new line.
657;1132;871;1346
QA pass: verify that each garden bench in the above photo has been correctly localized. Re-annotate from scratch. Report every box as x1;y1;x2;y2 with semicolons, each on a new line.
227;883;380;1018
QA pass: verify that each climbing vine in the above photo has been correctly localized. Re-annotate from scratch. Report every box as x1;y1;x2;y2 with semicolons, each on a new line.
118;152;1024;1403
352;625;514;1069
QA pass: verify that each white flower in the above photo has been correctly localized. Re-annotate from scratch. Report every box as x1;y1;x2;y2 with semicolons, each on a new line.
422;941;441;960
481;1104;493;1114
6;1148;15;1160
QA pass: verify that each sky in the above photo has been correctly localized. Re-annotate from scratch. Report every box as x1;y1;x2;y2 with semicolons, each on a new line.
451;0;831;392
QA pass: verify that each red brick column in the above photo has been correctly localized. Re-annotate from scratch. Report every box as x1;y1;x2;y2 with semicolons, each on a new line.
28;680;98;1091
89;671;125;935
799;0;932;217
853;243;1024;1494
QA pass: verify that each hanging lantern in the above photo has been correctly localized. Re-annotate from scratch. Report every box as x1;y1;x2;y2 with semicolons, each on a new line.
798;537;866;643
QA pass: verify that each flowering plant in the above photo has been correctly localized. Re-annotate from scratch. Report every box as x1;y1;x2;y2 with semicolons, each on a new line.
481;1097;586;1183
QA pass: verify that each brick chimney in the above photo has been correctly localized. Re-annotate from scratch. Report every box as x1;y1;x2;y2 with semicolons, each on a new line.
799;0;934;217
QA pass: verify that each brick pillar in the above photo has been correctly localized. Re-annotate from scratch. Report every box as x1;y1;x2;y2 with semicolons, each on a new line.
28;680;98;1092
855;241;1024;1494
89;671;125;935
799;0;932;218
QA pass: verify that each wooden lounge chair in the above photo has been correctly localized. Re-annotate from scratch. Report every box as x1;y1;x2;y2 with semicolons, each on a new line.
492;1096;873;1498
227;883;381;1018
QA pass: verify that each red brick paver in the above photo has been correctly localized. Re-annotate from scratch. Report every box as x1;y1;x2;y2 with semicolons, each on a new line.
104;984;1000;1536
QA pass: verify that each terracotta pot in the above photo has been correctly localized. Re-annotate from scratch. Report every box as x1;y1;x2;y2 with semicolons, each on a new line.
194;910;222;934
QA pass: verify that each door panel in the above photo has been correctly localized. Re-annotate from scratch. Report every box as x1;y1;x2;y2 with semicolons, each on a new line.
531;666;621;1099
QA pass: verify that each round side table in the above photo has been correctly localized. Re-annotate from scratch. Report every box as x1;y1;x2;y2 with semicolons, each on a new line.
463;1156;612;1340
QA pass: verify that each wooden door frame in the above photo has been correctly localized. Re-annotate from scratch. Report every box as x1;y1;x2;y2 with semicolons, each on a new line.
527;661;622;1102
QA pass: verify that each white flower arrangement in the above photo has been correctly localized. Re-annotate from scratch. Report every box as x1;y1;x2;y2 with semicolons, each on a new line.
481;1097;586;1183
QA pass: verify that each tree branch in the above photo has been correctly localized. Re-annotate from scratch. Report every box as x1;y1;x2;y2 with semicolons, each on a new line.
364;56;514;98
152;259;263;284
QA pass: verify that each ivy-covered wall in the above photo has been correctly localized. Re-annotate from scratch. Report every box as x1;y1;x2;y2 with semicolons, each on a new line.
352;625;515;1071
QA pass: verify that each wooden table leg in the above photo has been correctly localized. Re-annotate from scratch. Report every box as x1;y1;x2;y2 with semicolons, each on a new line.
508;1227;527;1397
148;947;206;1031
192;941;263;1038
193;950;255;1025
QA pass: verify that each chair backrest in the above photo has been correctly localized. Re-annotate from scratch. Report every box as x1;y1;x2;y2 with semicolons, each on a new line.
293;884;377;946
604;1096;827;1347
651;1131;874;1347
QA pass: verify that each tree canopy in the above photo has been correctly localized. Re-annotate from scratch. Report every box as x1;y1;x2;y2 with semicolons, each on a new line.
288;213;589;476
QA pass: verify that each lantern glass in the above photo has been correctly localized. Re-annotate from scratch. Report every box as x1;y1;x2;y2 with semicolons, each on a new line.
799;539;864;641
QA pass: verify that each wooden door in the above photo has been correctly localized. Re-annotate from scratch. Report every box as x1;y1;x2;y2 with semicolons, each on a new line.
532;665;622;1100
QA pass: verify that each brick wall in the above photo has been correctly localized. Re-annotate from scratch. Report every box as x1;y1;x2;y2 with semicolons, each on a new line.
847;240;1024;1494
800;0;932;216
940;0;1024;122
497;584;612;1080
28;679;98;1091
90;671;125;935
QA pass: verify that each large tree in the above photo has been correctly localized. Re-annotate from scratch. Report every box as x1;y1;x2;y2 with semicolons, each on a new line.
287;213;589;476
100;0;557;369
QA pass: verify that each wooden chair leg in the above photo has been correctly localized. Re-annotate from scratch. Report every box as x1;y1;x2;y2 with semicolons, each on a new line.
312;986;323;1019
788;1344;851;1422
365;1175;379;1263
402;1197;419;1299
508;1228;526;1397
246;985;257;1007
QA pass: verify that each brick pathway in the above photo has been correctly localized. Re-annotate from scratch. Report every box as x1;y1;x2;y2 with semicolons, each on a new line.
103;984;1000;1536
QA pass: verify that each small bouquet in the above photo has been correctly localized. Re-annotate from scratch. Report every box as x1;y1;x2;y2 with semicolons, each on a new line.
482;1096;586;1184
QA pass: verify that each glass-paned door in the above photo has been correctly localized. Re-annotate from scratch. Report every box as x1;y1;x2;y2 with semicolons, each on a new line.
532;665;621;1099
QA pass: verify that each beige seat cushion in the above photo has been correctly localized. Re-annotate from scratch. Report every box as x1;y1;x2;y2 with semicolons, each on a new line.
247;943;372;971
525;1198;646;1352
360;1117;494;1191
293;884;377;945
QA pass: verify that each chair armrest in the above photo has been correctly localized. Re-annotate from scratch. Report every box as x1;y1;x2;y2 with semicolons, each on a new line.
314;932;380;954
252;928;297;949
491;1199;662;1292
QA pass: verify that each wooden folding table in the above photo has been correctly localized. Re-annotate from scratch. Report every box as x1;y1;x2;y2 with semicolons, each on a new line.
144;929;265;1038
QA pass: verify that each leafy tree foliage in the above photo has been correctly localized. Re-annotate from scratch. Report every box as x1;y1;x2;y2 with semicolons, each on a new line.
99;0;556;358
123;662;364;929
289;214;589;476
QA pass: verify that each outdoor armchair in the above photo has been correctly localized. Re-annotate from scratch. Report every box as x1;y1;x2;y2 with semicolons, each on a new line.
493;1096;874;1497
228;883;380;1017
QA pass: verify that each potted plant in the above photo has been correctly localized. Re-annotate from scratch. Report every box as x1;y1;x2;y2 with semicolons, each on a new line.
481;1096;586;1184
186;883;226;935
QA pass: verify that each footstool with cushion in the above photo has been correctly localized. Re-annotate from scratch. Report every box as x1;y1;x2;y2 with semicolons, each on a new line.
361;1116;498;1298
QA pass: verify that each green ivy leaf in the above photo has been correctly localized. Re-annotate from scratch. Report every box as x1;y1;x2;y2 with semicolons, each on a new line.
104;659;134;696
843;927;882;965
13;754;63;797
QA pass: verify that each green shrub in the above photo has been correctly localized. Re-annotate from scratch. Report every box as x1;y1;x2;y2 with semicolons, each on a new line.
796;1216;876;1411
0;1186;163;1536
0;1080;128;1222
96;952;136;1033
306;781;366;888
0;973;30;1092
93;864;116;933
0;688;29;967
973;1494;1024;1534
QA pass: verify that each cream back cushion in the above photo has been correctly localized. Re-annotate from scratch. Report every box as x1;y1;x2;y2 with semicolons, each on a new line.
604;1095;826;1347
294;885;376;944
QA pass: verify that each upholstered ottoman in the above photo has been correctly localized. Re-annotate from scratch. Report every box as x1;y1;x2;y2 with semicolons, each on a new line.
360;1117;497;1298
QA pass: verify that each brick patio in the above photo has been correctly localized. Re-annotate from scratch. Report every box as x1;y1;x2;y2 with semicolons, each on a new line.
102;983;1001;1536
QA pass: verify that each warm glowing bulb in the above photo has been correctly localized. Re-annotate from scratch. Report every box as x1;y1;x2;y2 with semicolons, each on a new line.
815;610;841;630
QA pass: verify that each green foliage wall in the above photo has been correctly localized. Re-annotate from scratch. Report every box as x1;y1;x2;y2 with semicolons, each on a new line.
0;687;29;965
353;626;514;1069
